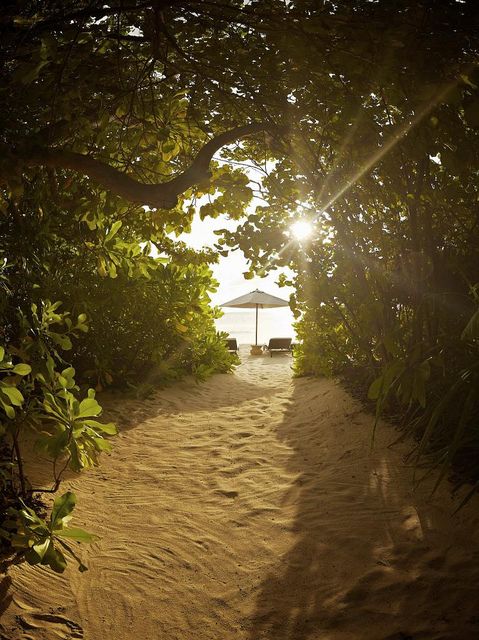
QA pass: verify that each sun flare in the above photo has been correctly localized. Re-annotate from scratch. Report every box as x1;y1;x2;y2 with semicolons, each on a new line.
290;220;313;241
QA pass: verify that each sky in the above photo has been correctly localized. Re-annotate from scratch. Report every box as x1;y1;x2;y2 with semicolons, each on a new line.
175;151;299;308
177;210;295;307
176;208;298;344
171;153;299;343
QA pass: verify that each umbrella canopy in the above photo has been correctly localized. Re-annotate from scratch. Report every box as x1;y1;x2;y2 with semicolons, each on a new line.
221;289;289;309
220;289;289;345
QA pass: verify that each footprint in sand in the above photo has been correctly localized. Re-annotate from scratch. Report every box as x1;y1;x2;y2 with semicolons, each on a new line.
15;612;83;639
215;489;239;498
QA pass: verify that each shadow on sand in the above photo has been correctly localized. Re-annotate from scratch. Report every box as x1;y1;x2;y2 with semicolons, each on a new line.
0;575;13;618
101;374;279;430
246;377;479;640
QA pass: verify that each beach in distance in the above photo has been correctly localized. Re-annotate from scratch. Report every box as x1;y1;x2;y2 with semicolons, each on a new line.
215;307;297;345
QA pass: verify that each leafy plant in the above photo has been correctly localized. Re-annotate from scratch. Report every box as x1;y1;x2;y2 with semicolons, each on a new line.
1;302;117;571
39;386;117;475
1;492;97;573
0;346;31;422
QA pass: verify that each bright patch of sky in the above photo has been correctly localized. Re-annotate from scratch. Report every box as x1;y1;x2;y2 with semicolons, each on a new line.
177;207;295;308
152;147;300;341
177;152;296;308
173;204;298;343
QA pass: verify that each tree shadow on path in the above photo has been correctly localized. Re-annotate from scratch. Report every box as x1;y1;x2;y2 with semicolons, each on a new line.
247;377;479;640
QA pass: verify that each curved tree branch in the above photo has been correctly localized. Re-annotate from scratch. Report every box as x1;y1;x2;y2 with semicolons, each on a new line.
18;123;277;209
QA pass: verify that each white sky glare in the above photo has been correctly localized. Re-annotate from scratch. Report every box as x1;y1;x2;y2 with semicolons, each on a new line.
166;149;297;341
177;152;295;308
178;211;295;308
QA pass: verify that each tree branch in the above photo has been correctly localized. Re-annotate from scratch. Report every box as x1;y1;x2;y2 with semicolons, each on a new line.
17;123;276;209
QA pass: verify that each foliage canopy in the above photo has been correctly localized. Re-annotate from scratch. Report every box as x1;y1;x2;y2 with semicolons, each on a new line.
1;0;479;568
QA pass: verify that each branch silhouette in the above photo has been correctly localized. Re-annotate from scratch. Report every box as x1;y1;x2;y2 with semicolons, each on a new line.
18;123;276;208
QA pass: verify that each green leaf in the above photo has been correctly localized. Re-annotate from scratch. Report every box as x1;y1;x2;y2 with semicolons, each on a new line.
42;397;66;421
51;492;77;528
92;437;113;451
12;363;32;376
1;385;24;406
43;544;68;573
55;527;98;543
58;366;76;389
161;140;180;161
49;332;73;350
33;538;52;560
83;420;117;435
37;429;70;458
0;401;16;419
46;356;55;380
58;375;68;388
105;220;122;242
24;547;42;566
77;397;102;418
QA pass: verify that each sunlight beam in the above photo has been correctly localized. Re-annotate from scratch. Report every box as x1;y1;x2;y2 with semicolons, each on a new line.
317;79;459;215
257;75;465;277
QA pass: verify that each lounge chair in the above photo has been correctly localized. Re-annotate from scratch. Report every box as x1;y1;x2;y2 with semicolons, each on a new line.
226;338;239;353
264;337;292;357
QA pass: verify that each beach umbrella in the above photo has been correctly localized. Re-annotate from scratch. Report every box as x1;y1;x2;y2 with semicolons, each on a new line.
220;288;289;346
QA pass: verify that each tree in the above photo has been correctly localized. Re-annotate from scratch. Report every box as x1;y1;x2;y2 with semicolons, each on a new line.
212;1;479;488
1;0;252;570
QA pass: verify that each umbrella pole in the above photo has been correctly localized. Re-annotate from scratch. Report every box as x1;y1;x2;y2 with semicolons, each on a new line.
255;304;258;345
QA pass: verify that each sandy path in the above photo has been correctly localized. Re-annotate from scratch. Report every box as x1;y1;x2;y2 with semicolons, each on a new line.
2;348;479;640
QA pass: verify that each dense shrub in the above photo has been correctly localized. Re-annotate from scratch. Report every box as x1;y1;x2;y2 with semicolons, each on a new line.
0;185;235;571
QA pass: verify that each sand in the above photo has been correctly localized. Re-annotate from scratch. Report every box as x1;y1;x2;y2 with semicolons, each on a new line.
1;346;479;640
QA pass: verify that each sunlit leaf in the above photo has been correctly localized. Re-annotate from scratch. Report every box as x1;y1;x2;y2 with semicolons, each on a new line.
51;492;77;528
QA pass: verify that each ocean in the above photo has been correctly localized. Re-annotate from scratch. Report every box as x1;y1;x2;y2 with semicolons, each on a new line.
215;307;297;345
